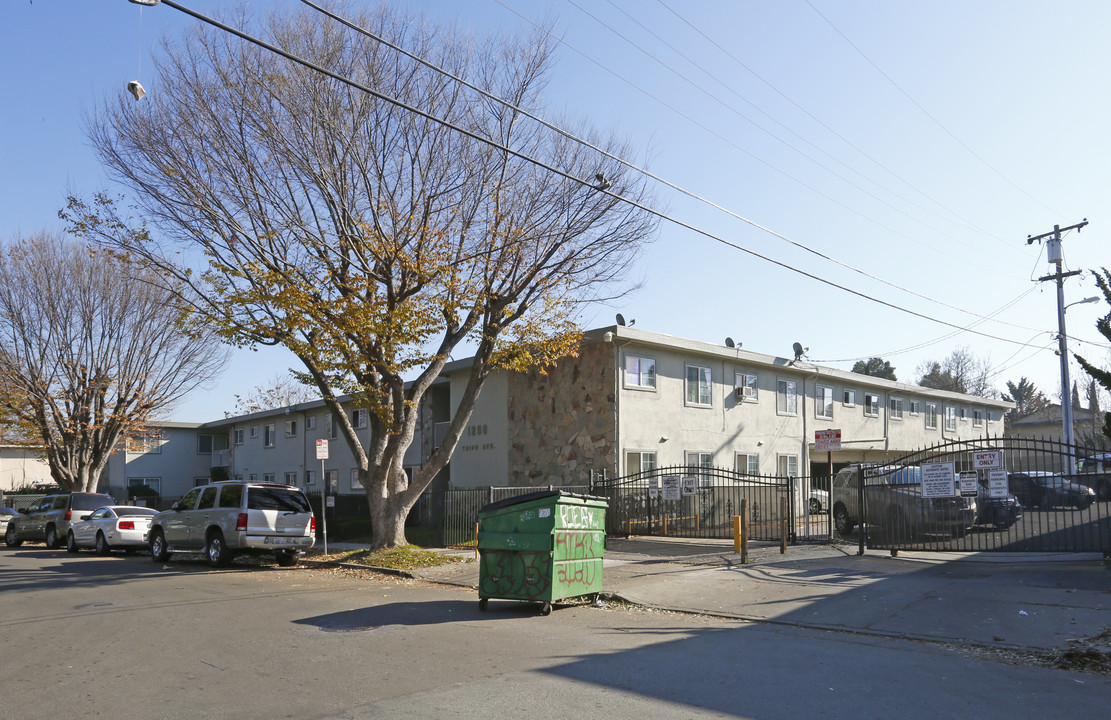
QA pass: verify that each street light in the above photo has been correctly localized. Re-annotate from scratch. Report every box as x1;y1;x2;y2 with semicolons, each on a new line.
1059;295;1099;473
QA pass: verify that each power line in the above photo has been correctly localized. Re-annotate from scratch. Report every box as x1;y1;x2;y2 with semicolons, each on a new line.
804;0;1062;218
653;0;1012;248
141;0;1045;351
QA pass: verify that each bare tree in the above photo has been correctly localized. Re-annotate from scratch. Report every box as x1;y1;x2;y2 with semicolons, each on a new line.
916;347;996;398
69;5;657;547
227;372;319;417
0;232;228;492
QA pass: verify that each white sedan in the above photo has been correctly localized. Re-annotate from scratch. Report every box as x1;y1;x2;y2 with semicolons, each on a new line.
809;489;829;515
66;505;159;555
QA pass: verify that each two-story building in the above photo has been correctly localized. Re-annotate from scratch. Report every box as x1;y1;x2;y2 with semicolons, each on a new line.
108;325;1012;497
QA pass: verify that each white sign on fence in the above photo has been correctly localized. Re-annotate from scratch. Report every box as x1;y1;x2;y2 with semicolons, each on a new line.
662;475;682;501
648;476;659;498
959;471;979;497
972;450;1002;469
921;462;956;498
316;439;329;460
988;469;1009;498
681;477;698;496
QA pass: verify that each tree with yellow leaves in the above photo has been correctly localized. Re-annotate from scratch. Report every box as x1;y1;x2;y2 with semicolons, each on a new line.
69;4;656;547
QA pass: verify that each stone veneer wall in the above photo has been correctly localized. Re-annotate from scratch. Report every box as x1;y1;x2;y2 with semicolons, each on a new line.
506;343;616;486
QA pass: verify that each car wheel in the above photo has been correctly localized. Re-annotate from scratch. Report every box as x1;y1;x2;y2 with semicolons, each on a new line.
275;549;298;567
1097;480;1111;502
206;530;233;567
149;529;170;562
809;498;822;515
66;531;79;553
95;532;111;556
5;524;22;547
44;525;59;549
833;505;854;535
1077;498;1093;511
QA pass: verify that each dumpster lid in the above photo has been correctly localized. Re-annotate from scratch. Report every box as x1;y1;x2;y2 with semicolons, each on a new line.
478;489;607;514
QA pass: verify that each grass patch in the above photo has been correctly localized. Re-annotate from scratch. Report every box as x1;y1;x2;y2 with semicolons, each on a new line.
307;544;469;572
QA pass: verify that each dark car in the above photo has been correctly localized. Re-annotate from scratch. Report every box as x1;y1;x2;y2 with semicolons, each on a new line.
1008;472;1095;510
4;492;117;548
974;478;1021;529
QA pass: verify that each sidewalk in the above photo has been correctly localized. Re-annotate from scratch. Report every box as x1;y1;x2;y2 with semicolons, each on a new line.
406;537;1110;654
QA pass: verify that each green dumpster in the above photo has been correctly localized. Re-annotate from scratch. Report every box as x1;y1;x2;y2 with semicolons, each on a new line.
477;490;607;615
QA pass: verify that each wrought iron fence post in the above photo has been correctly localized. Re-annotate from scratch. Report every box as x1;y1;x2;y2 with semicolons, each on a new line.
857;464;866;556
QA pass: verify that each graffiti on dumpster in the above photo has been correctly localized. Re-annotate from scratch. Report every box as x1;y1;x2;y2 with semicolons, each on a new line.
559;505;600;529
555;561;598;589
553;530;602;560
480;551;550;600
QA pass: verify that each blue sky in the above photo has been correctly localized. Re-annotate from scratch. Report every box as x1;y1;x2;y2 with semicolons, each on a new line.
2;0;1109;421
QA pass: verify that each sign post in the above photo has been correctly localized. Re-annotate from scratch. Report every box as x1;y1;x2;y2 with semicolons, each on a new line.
316;439;329;554
814;429;842;476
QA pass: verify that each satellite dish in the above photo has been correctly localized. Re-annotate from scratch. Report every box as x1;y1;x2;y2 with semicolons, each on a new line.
725;338;735;348
792;342;807;361
616;313;626;326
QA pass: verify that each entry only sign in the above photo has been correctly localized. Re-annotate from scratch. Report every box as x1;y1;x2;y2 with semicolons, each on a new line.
972;450;1002;469
814;429;841;452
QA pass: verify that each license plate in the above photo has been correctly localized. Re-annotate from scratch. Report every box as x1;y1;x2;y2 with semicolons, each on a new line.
268;536;291;545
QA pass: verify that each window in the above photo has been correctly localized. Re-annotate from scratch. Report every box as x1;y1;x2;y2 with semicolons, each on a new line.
351;468;363;490
306;416;316;430
735;371;758;401
324;469;338;489
625;451;657;474
944;406;957;432
777;454;799;478
178;487;203;511
973;409;984;428
352;408;367;429
734;453;759;476
815;385;834;419
909;400;922;415
233;428;244;445
285;420;297;437
864;394;880;417
925;402;938;430
197;434;214;454
889;397;904;420
263;473;275;483
264;424;275;448
126;432;162;454
249;426;258;438
776;378;798;416
197;486;218;510
233;474;244;482
686;451;713;486
128;477;161;495
249;473;258;482
326;414;338;440
305;470;316;486
284;471;297;485
959;407;968;420
685;364;713;406
625;355;657;389
842;389;856;407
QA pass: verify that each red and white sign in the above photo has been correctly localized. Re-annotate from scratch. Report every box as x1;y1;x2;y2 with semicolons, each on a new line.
814;429;842;452
972;450;1002;469
316;439;329;460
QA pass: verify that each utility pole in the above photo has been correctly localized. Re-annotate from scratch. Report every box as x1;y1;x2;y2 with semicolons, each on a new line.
1026;220;1087;475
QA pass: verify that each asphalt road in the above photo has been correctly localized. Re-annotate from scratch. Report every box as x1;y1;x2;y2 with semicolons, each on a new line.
1;547;1107;719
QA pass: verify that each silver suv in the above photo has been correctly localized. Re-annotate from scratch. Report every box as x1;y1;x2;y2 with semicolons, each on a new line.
832;465;975;540
146;482;315;567
4;492;116;549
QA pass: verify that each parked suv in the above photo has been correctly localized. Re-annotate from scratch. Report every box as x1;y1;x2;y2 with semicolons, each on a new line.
1073;454;1111;501
832;465;976;540
4;492;116;549
146;481;315;567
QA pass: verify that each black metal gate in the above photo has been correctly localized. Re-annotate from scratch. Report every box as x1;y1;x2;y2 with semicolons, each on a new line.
836;437;1111;554
593;465;831;542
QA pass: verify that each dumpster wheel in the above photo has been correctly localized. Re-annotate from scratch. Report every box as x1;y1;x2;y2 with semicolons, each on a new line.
478;598;488;611
540;602;552;616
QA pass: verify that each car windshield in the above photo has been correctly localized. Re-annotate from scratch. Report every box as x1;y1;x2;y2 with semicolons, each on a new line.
247;487;311;513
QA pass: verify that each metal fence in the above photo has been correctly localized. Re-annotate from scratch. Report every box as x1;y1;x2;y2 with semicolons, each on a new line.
592;465;831;543
841;437;1111;554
